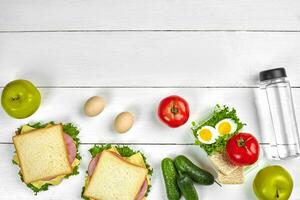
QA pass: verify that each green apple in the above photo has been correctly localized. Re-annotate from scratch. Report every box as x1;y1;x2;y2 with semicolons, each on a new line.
1;80;41;119
253;165;293;200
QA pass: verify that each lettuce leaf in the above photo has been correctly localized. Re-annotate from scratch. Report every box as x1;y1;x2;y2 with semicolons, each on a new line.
63;123;80;148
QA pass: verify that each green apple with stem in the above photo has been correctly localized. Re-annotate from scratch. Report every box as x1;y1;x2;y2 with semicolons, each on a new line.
1;80;41;119
253;165;293;200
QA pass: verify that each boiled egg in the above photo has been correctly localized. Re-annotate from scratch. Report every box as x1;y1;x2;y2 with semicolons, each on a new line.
197;126;218;144
215;118;237;136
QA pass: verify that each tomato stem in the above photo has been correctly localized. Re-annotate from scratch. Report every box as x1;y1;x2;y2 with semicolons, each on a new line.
237;138;245;147
171;106;178;115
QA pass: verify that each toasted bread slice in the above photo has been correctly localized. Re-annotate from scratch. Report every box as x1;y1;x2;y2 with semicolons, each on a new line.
209;152;238;175
217;167;244;184
13;125;72;184
84;150;148;200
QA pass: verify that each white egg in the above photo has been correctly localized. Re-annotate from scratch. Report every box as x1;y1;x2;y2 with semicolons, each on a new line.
197;126;219;144
215;118;237;136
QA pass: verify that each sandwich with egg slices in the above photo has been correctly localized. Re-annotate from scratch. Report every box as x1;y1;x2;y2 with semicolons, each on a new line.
82;144;152;200
12;122;81;194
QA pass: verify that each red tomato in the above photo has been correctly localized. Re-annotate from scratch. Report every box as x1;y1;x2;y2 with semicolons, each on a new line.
158;95;190;128
226;133;260;166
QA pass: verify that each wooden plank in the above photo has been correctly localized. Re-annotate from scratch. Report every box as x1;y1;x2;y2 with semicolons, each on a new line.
1;144;300;200
1;0;300;31
1;87;300;144
0;32;300;87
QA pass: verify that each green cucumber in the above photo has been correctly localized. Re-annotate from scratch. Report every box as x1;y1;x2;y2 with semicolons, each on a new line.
161;158;181;200
177;173;199;200
175;155;214;185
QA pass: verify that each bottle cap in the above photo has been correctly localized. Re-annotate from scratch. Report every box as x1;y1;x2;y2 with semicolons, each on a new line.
259;67;287;82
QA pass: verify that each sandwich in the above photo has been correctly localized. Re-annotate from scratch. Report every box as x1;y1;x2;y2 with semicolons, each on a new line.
210;152;258;184
209;152;238;175
209;152;244;184
12;122;81;194
82;144;152;200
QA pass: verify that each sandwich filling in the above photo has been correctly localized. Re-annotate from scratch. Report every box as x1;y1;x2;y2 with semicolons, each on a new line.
12;122;81;194
82;145;152;200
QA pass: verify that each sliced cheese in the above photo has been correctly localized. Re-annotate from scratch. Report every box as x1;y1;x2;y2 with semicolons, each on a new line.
20;125;36;134
20;124;53;134
125;153;146;168
107;147;120;155
31;175;65;188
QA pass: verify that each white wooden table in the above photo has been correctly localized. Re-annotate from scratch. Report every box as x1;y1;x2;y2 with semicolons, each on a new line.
1;1;300;199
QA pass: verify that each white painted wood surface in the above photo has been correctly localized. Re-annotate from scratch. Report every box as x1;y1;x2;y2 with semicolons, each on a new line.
1;0;300;199
1;32;300;87
1;0;300;31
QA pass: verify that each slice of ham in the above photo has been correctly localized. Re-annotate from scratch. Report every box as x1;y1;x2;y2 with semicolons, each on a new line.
87;153;148;200
88;154;100;176
41;133;77;181
135;180;148;200
63;133;77;164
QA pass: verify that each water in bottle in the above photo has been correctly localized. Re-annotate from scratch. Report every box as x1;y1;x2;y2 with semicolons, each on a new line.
256;67;300;160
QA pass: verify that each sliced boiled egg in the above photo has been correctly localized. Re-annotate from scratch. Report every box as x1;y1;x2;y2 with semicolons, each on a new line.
197;126;219;144
215;118;237;136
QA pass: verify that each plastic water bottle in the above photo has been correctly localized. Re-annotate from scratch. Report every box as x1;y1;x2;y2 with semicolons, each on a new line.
257;67;300;160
